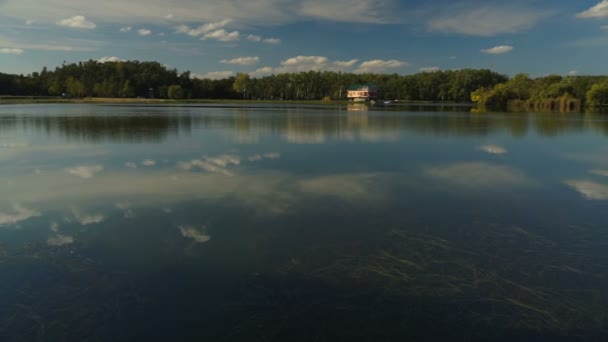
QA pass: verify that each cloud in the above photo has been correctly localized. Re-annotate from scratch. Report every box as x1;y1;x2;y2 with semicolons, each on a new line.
334;59;359;68
0;37;99;52
263;37;281;44
479;145;508;155
47;234;74;246
221;56;260;65
424;162;530;188
0;204;41;226
590;169;608;177
125;161;138;169
115;202;135;218
192;71;234;80
120;26;132;32
71;208;105;225
428;5;547;36
354;59;405;73
142;159;156;166
57;15;96;29
0;48;24;54
178;225;211;243
25;19;35;25
481;46;513;55
602;25;608;30
97;56;124;63
247;34;262;42
65;165;103;179
564;180;608;200
419;66;440;72
178;154;240;176
299;173;380;200
202;29;240;41
248;152;281;162
281;55;329;71
249;67;274;76
567;70;578;76
177;19;232;37
577;1;608;19
298;0;397;24
137;28;152;36
3;0;398;26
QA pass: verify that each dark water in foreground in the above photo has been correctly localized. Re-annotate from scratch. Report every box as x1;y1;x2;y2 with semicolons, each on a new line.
1;104;608;341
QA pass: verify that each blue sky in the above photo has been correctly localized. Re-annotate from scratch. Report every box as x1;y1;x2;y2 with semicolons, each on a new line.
0;0;607;78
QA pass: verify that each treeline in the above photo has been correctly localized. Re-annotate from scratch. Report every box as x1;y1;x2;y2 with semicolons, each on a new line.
471;74;608;109
0;60;237;99
0;60;507;102
1;60;607;107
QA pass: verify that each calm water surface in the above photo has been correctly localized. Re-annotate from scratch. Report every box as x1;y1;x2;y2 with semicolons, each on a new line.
1;104;608;341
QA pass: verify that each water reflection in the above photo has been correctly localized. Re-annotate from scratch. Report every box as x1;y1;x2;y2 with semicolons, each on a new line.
1;104;608;341
1;105;608;143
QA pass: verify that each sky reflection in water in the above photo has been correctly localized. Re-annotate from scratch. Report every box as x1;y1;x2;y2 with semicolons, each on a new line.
1;104;608;341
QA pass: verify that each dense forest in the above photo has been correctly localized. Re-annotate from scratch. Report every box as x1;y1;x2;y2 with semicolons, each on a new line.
1;60;608;108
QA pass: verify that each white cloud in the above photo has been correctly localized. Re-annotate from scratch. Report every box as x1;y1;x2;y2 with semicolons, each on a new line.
221;56;260;65
299;173;379;200
602;25;608;30
263;152;280;159
192;71;234;80
354;59;405;73
176;19;232;37
334;59;359;68
0;48;24;54
0;37;99;52
97;56;124;63
481;45;513;55
590;169;608;177
424;162;530;188
142;159;156;166
249;67;274;76
298;0;397;24
420;66;440;72
137;28;152;36
280;55;329;71
178;154;240;176
0;204;40;226
248;152;281;162
47;234;74;246
65;165;103;179
564;180;608;200
71;208;105;225
428;5;547;36
263;37;281;44
247;34;262;42
119;26;132;32
57;15;96;29
25;19;35;25
202;29;240;41
178;225;211;243
3;0;398;26
479;145;508;155
205;155;240;167
567;70;578;76
125;161;138;169
577;1;608;19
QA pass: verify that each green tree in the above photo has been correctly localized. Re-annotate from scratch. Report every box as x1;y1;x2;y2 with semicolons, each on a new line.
233;73;250;99
586;82;608;107
168;85;184;99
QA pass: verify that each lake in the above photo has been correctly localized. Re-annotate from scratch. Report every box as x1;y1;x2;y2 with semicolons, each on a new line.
1;103;607;341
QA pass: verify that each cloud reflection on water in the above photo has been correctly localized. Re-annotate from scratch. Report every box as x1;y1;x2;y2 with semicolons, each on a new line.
564;180;608;200
424;162;530;188
0;204;41;226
